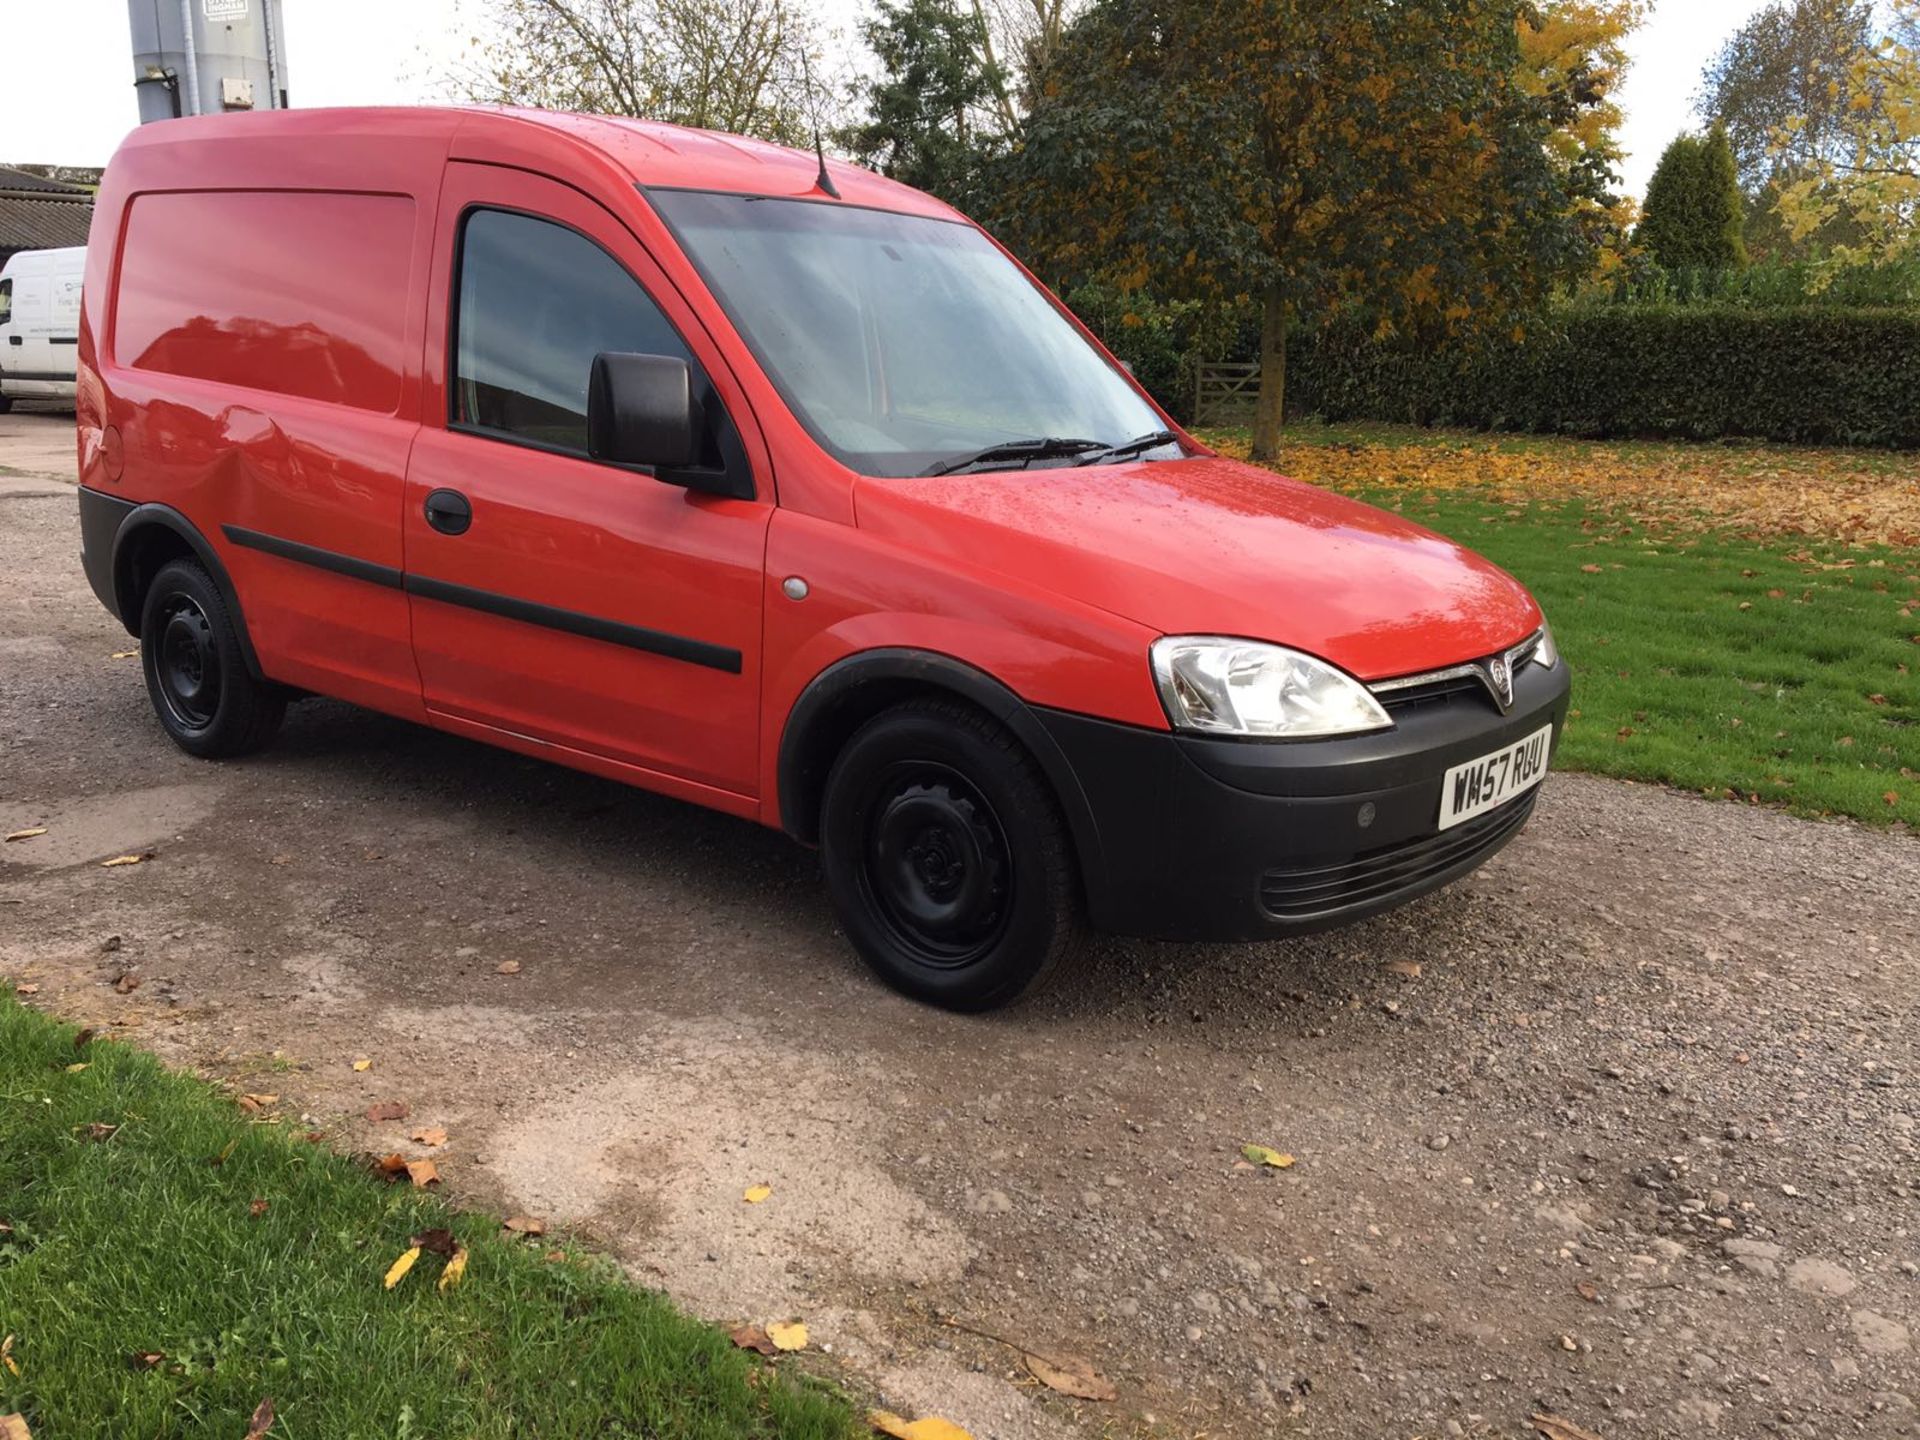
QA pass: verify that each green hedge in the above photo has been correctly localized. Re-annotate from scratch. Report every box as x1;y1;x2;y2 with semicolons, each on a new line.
1289;306;1920;449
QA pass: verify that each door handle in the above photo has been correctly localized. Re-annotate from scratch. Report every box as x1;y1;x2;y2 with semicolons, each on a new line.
6;336;20;346
423;488;472;536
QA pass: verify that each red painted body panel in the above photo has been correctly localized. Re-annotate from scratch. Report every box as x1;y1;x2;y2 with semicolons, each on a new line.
77;106;1548;846
78;114;449;720
853;458;1542;683
404;161;770;795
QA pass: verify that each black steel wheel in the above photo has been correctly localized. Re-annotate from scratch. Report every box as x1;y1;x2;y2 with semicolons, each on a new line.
152;591;222;732
139;558;285;758
861;762;1014;969
821;697;1082;1011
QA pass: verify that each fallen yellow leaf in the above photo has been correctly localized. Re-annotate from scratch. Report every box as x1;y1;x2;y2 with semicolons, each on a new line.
438;1246;468;1291
743;1184;772;1204
869;1410;974;1440
384;1246;421;1289
767;1320;808;1352
1531;1413;1607;1440
243;1397;275;1440
411;1126;448;1147
110;650;139;659
0;1413;30;1440
3;829;47;843
1;1333;18;1376
66;1063;89;1074
405;1159;440;1188
1241;1144;1295;1169
352;1058;372;1072
101;853;152;868
1023;1350;1115;1401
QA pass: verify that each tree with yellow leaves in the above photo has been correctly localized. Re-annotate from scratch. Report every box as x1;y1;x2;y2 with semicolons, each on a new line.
990;0;1639;461
1520;0;1646;279
1775;0;1920;275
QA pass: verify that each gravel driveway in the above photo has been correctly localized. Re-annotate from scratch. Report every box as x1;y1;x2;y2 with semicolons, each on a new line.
3;411;1916;1439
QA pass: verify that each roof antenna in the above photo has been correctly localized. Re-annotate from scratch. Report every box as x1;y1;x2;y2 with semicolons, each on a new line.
813;130;841;199
799;42;840;199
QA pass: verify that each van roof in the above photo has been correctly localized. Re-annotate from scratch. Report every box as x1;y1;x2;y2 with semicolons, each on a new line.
113;106;961;222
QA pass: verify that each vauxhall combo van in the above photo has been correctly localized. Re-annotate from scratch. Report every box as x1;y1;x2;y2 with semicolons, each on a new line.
76;108;1570;1011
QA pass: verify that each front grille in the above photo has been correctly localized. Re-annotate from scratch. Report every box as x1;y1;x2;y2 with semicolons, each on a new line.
1370;630;1543;716
1258;791;1537;920
1376;672;1482;714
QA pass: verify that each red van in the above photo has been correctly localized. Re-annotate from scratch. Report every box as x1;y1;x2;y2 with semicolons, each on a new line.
75;109;1569;1010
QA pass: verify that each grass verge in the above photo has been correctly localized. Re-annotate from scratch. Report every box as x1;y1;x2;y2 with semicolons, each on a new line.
0;991;858;1439
1201;425;1920;826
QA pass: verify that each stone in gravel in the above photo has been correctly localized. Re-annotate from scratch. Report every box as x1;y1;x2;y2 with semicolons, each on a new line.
1190;1290;1221;1315
1536;1203;1588;1235
1674;1396;1723;1428
969;1189;1012;1215
1426;1134;1451;1151
1723;1237;1784;1277
1785;1258;1856;1298
1850;1310;1912;1356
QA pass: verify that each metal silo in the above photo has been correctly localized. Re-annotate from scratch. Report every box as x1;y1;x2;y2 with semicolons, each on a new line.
129;0;291;124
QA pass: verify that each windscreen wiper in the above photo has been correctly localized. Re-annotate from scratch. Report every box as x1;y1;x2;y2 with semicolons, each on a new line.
921;437;1105;477
1073;430;1182;466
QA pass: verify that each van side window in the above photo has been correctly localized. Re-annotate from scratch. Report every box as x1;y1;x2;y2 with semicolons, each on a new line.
0;279;11;327
453;209;691;454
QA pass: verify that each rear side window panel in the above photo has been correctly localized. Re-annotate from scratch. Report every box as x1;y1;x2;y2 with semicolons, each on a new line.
114;190;414;412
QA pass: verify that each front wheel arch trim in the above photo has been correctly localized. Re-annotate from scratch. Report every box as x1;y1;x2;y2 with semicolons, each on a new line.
776;648;1107;889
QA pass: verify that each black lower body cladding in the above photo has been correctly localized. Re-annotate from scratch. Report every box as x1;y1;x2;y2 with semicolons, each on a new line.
78;486;137;624
1036;658;1573;942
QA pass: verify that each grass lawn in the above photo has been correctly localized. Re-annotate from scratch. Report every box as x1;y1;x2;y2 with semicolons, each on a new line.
1203;423;1920;827
0;992;860;1440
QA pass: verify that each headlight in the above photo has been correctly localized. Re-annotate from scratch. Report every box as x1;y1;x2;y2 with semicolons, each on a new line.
1150;637;1393;738
1533;621;1558;670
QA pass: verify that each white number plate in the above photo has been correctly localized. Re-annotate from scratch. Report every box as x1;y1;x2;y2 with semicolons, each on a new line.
1438;724;1554;831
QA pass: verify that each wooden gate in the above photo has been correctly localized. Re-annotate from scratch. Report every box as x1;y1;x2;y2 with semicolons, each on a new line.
1193;361;1261;426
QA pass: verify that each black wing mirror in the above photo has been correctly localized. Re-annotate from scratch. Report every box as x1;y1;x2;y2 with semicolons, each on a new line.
587;352;704;470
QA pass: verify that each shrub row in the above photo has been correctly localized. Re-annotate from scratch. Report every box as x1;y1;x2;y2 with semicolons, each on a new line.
1287;306;1920;449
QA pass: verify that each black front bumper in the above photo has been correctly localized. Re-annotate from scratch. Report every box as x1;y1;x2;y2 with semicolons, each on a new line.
1037;658;1572;942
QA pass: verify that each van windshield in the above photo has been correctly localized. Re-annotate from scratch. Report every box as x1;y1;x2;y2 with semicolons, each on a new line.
647;190;1173;479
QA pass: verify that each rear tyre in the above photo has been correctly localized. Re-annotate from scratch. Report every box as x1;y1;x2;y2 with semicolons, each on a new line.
139;558;285;758
0;396;13;415
820;697;1082;1012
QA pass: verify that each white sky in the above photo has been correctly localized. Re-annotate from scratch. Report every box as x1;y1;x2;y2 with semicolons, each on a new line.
6;0;1772;199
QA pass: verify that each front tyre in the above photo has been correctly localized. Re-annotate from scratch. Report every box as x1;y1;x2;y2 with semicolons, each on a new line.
139;557;285;758
820;698;1082;1012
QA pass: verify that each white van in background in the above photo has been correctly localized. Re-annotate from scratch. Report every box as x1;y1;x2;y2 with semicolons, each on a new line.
0;246;86;411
